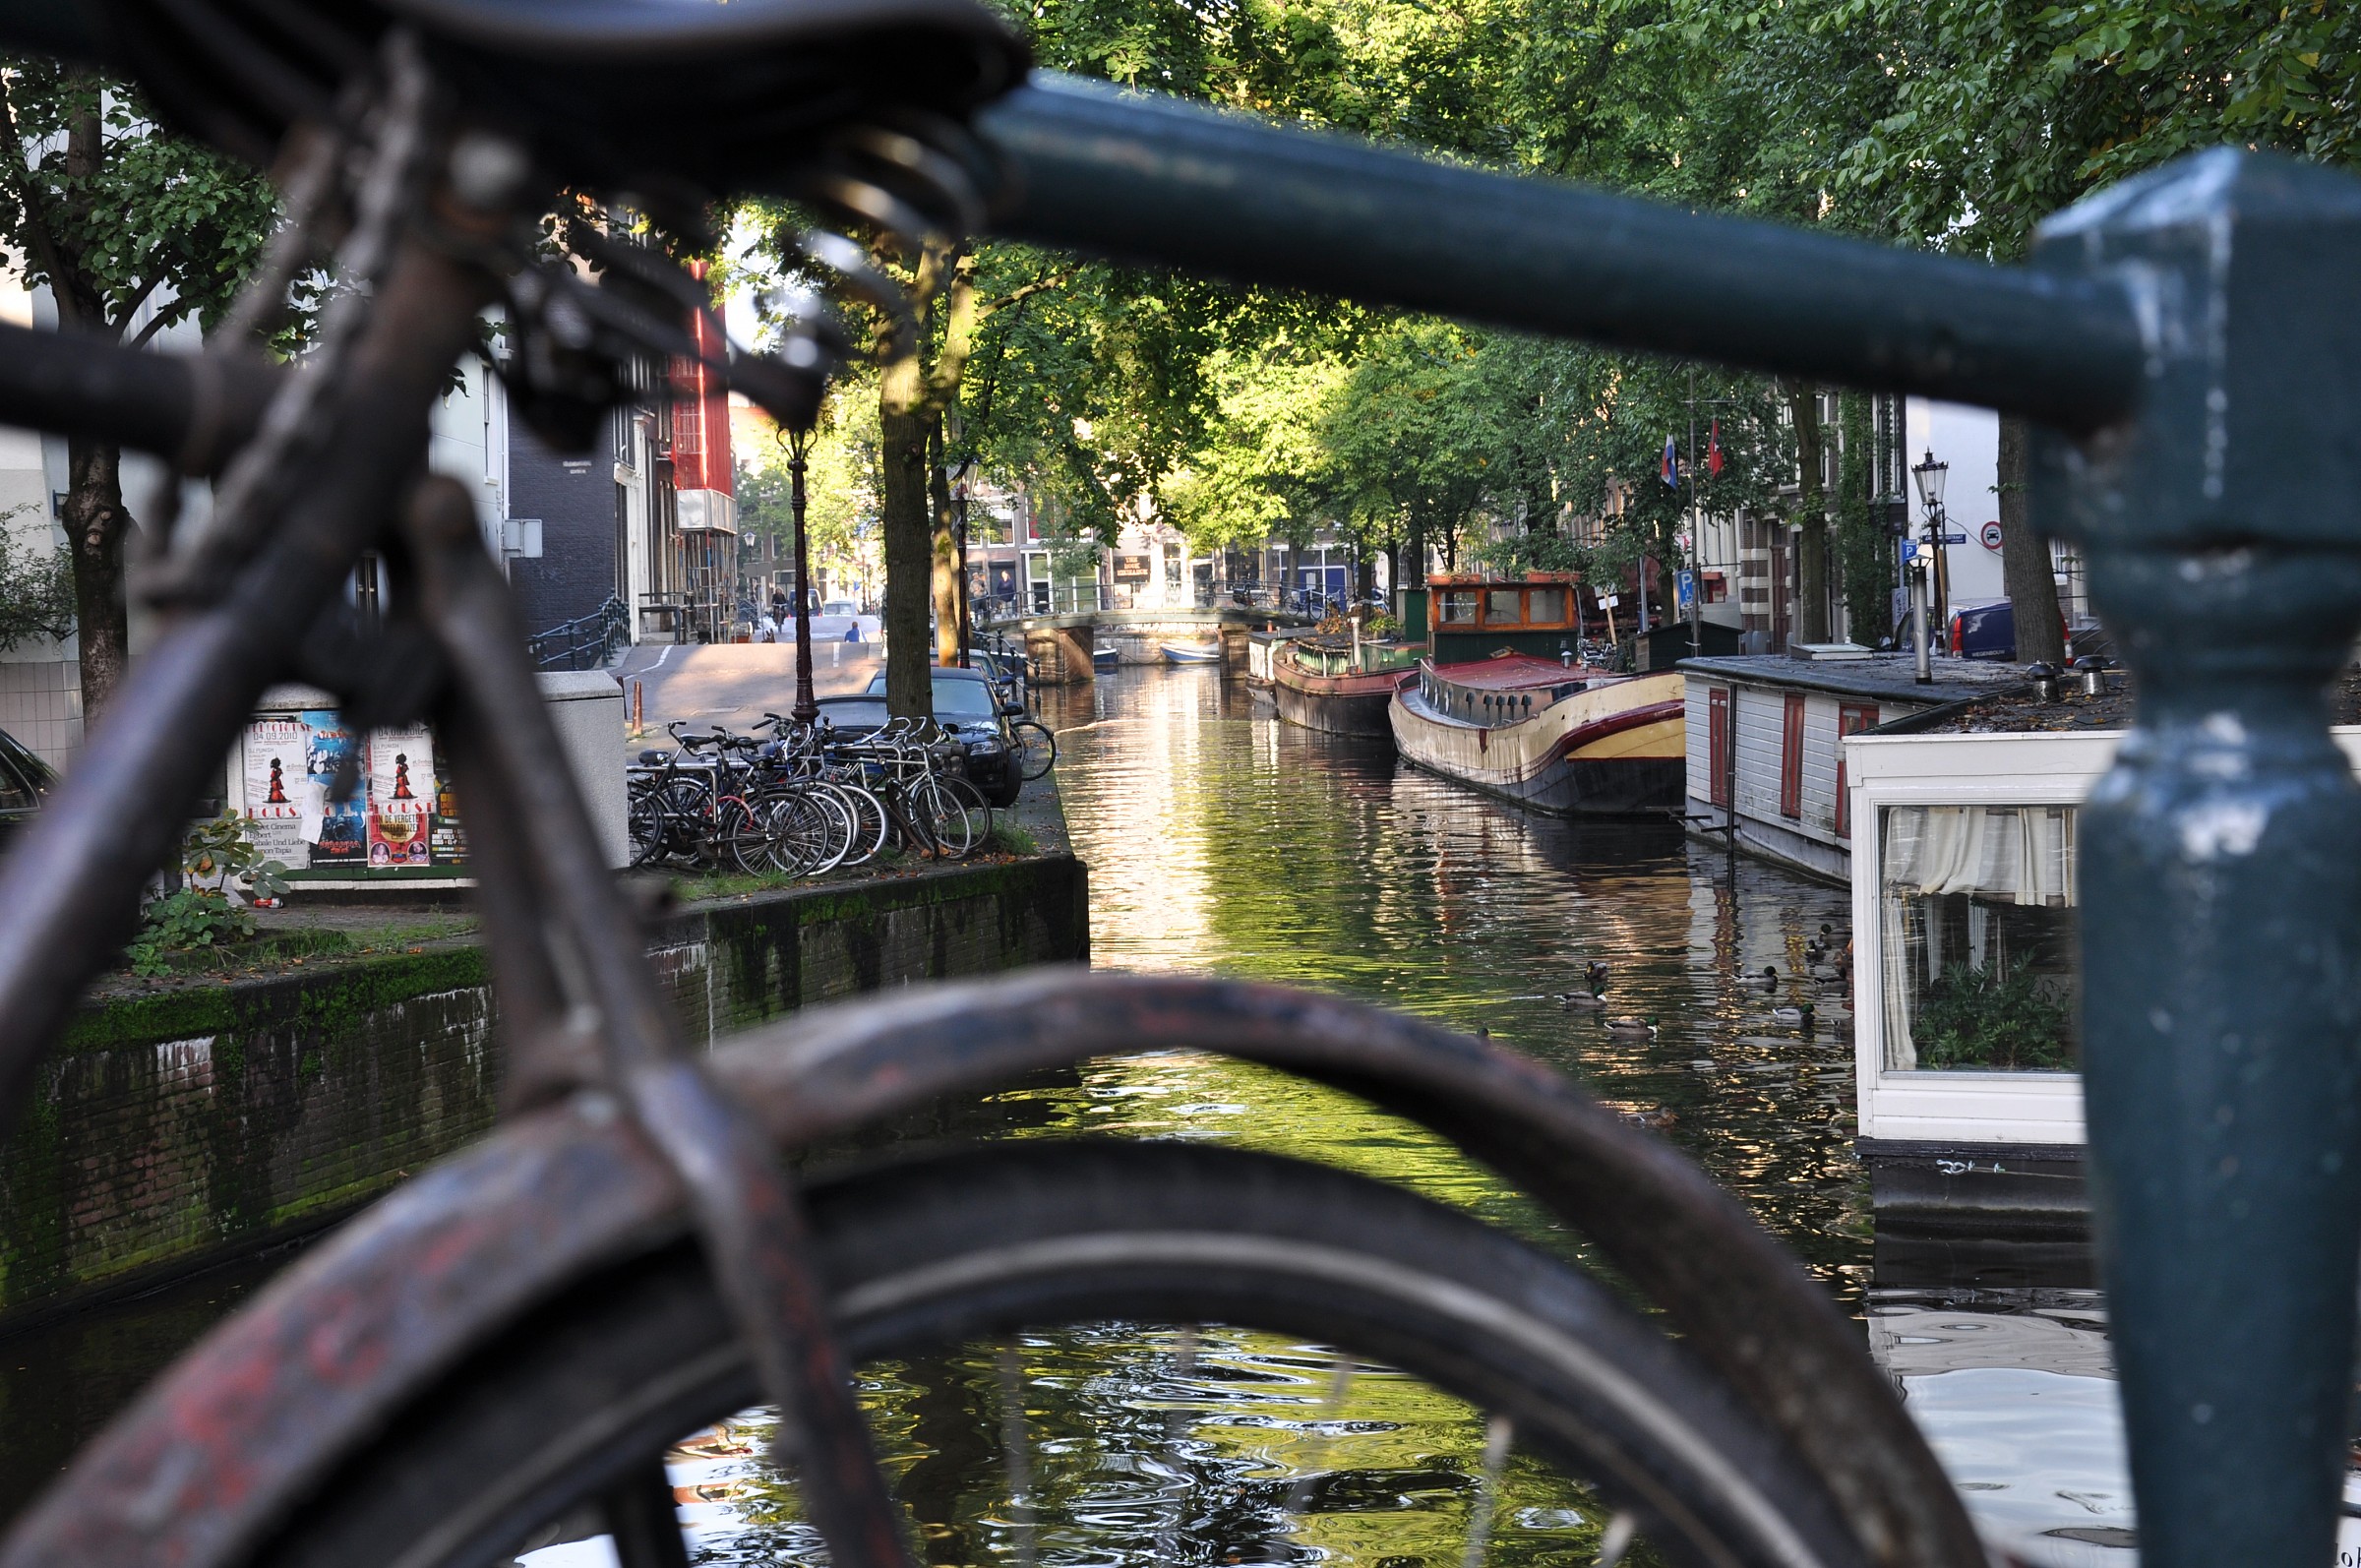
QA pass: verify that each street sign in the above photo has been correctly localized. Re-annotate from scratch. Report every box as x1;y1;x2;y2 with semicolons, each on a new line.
1900;539;1918;562
1599;593;1621;608
1941;531;1968;545
1980;519;2005;552
1674;570;1696;613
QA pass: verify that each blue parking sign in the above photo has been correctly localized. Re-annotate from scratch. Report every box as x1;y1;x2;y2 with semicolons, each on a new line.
1674;570;1696;612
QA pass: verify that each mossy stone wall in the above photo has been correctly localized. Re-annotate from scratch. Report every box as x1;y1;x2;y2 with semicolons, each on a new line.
0;856;1088;1326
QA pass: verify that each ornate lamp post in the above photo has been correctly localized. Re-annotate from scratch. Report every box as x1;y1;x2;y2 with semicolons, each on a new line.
1911;446;1951;635
782;424;819;724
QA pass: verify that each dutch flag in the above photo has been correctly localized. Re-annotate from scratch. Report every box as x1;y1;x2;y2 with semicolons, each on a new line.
1661;435;1678;489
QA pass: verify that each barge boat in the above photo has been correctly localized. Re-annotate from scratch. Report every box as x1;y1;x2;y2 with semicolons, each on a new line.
1390;654;1686;814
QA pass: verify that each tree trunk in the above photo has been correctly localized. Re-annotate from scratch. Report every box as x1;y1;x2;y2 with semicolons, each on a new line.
1995;414;2064;664
61;435;130;716
1788;382;1829;643
927;414;961;667
878;366;935;720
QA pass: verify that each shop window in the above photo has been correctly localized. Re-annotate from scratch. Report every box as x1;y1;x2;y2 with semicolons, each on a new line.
1438;591;1478;626
1879;805;2080;1072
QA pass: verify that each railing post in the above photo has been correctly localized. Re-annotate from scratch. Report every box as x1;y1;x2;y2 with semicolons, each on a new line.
2033;150;2361;1567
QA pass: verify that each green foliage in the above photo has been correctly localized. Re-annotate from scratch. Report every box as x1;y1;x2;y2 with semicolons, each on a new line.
0;507;74;650
1913;958;2077;1070
124;814;290;977
734;383;879;574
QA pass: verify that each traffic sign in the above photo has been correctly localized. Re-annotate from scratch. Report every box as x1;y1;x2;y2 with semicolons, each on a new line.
1980;520;2005;552
1900;539;1918;561
1941;531;1968;545
1674;570;1696;612
1599;592;1621;609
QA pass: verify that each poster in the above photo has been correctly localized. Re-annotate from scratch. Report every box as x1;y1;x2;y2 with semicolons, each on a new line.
301;709;367;870
367;724;435;869
241;715;310;866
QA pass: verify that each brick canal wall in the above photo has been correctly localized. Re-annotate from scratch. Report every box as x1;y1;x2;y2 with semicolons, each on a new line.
0;856;1089;1327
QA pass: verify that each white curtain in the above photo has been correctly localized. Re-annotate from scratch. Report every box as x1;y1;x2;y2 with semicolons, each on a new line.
1882;805;2075;908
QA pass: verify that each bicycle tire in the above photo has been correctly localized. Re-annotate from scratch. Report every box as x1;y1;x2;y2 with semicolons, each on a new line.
625;784;668;868
938;772;992;858
716;796;768;876
1011;718;1057;781
916;775;983;860
830;779;890;867
252;1142;1863;1568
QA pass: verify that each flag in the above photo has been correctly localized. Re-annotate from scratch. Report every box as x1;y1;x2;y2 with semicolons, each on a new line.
1661;435;1678;489
1707;420;1725;477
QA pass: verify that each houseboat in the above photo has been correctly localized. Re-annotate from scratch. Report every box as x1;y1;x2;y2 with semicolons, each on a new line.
1390;655;1686;814
1678;651;2027;882
1244;626;1312;689
1270;634;1422;739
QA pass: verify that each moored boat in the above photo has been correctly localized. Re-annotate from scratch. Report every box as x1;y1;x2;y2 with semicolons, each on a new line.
1271;636;1420;739
1093;641;1120;672
1161;640;1221;665
1390;653;1685;814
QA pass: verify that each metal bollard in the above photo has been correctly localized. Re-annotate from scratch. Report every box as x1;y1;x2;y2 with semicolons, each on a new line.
2033;150;2361;1568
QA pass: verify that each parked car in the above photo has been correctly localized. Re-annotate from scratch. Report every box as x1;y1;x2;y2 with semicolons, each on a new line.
858;668;1023;806
0;727;51;843
1889;598;2068;661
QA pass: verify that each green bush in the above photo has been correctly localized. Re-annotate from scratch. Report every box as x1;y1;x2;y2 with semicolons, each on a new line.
123;813;290;977
1913;958;2076;1070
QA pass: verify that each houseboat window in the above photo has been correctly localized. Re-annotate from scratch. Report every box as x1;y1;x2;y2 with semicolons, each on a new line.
1879;805;2080;1073
1438;591;1478;626
1527;587;1566;625
1484;589;1524;623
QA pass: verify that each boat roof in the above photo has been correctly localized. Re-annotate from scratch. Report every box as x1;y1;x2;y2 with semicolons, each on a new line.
1425;653;1615;691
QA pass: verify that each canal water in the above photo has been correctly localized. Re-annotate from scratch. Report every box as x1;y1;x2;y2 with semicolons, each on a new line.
0;664;2221;1565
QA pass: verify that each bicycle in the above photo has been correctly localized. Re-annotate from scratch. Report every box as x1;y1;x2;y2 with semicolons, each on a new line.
0;5;2162;1568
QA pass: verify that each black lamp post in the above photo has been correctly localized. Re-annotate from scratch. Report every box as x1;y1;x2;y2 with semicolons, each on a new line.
783;424;819;724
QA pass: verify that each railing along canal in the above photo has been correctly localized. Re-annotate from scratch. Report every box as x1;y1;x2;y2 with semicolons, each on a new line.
977;77;2361;1568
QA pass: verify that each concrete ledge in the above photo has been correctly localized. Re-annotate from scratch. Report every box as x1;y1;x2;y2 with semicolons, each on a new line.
0;856;1088;1328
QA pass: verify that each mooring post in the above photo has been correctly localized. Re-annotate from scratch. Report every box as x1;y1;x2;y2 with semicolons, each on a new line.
2034;151;2361;1566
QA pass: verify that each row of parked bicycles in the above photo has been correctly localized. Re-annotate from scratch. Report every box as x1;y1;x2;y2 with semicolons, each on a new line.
627;714;1002;874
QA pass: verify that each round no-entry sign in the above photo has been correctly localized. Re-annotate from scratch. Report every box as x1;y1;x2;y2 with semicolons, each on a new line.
1979;520;2005;552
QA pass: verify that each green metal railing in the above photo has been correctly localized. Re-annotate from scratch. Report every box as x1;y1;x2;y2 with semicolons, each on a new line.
980;77;2361;1568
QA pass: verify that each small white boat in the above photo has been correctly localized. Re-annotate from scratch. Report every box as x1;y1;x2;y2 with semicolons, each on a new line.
1093;642;1120;672
1161;641;1221;666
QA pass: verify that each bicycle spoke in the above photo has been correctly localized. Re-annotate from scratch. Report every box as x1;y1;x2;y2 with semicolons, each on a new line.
601;1454;692;1568
1460;1414;1512;1568
998;1340;1038;1568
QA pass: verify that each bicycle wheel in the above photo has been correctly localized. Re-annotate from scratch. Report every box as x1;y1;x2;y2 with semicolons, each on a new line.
829;779;891;867
716;796;769;876
761;789;839;877
626;782;669;867
917;774;985;860
251;1141;1864;1568
1011;718;1057;781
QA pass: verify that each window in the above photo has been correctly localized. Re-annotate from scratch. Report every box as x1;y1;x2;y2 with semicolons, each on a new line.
1438;591;1478;626
1484;589;1524;624
1834;702;1879;839
1526;587;1566;625
1707;688;1730;809
1880;806;2079;1072
1779;693;1805;819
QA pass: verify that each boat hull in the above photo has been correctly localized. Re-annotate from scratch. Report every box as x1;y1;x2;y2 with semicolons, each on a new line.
1161;642;1221;665
1390;670;1685;814
1271;654;1402;738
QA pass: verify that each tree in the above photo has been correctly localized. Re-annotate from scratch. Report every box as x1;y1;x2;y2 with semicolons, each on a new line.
0;61;279;715
1833;390;1891;643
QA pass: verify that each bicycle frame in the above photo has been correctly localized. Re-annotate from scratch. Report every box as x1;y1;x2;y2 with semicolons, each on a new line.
0;39;2345;1568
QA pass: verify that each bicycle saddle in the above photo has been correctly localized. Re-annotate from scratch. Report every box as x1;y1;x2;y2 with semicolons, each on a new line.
76;0;1025;201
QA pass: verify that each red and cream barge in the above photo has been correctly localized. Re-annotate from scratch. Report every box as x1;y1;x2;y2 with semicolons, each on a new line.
1269;633;1422;739
1386;573;1686;814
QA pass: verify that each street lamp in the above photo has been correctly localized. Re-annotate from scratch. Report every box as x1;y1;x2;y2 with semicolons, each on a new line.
781;423;819;724
1911;446;1953;636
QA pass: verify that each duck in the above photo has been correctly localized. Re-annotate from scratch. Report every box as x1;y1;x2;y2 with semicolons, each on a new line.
1772;1001;1816;1028
1803;924;1837;961
1742;965;1780;993
1548;963;1605;1010
1604;1015;1659;1038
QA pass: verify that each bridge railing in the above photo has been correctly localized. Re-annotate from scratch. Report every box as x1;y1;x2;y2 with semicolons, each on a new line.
979;78;2361;1568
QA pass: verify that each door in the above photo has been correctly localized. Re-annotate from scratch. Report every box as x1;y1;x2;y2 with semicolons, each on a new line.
1779;692;1806;819
1708;688;1731;810
1834;702;1878;839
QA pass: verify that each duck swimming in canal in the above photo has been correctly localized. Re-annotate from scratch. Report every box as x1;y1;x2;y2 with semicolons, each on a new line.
1604;1015;1658;1038
1743;965;1780;993
1773;1001;1816;1028
1556;960;1610;1007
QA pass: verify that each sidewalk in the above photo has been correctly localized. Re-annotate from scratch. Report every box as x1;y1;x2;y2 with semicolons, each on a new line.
613;641;882;756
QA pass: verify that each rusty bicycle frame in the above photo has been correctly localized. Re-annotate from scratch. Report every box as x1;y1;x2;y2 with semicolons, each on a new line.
0;9;2350;1568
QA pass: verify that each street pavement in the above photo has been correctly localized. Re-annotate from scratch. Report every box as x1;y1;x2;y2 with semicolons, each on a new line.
612;641;882;756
